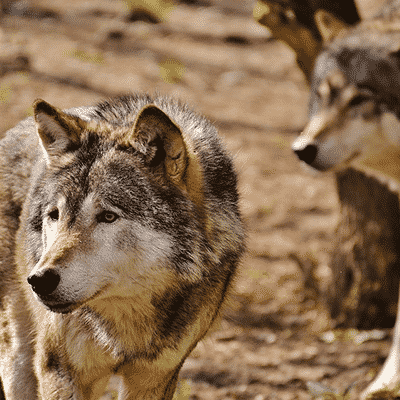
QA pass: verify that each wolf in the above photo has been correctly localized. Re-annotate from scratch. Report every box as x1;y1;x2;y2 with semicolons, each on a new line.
291;4;400;398
0;93;244;399
292;5;400;177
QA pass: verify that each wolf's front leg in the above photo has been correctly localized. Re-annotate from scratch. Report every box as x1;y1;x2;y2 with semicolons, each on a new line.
361;286;400;398
39;363;112;400
38;370;79;400
118;363;180;400
79;375;113;400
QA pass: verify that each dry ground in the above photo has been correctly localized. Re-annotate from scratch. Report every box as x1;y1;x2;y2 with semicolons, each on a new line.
0;0;396;398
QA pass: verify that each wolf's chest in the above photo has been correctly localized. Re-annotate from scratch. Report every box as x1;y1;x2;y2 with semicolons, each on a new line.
63;314;125;375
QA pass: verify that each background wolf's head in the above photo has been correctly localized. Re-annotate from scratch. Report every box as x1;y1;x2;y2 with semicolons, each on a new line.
293;21;400;173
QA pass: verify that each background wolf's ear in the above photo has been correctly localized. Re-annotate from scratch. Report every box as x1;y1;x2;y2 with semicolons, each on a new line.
315;10;350;43
390;48;400;63
33;99;86;162
130;105;188;185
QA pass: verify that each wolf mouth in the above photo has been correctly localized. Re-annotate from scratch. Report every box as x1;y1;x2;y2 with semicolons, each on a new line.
343;150;361;166
45;301;76;314
305;149;361;172
35;292;76;313
41;285;111;314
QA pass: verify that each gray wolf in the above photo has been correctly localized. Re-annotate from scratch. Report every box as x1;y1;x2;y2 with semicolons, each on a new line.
0;94;244;399
292;4;400;398
292;5;400;178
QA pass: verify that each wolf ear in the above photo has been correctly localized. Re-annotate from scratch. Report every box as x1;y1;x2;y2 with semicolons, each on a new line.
129;105;188;185
390;48;400;62
315;10;350;43
33;99;86;162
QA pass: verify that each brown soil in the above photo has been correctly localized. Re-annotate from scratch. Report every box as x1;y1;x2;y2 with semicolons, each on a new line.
0;0;394;399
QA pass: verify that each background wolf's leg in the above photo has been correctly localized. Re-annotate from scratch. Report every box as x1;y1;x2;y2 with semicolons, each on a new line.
361;285;400;398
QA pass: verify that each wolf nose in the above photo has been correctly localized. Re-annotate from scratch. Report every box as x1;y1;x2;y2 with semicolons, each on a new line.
293;143;318;165
27;269;60;296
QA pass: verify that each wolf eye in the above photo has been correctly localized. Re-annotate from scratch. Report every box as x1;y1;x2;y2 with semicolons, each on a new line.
349;94;368;107
48;209;59;221
97;211;119;224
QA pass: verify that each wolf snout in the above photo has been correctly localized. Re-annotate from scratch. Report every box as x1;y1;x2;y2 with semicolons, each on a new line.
27;269;61;296
292;139;318;165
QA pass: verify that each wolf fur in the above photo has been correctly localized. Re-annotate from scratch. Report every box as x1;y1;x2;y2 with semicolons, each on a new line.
292;4;400;398
292;3;400;178
0;93;244;399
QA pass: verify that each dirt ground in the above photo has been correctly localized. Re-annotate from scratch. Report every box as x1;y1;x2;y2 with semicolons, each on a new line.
0;0;396;399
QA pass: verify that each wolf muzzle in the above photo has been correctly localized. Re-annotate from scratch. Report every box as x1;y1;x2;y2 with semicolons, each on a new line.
27;269;61;296
292;140;318;165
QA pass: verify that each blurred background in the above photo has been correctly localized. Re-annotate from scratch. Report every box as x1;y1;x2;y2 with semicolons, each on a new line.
0;0;393;398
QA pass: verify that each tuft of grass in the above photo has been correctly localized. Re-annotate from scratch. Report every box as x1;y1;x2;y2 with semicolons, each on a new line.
159;58;185;84
0;83;12;104
307;380;400;400
123;0;176;22
173;379;192;400
307;380;358;400
68;49;104;65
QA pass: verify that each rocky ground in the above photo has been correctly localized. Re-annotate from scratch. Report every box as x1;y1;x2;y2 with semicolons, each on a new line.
0;0;396;398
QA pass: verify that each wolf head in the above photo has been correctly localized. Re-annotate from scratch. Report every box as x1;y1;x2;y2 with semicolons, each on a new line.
292;11;400;172
24;97;210;314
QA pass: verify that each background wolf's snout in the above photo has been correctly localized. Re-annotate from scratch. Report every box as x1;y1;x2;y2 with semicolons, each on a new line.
293;143;318;165
27;269;60;296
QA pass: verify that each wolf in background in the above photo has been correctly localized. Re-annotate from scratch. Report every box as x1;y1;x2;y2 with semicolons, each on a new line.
292;3;400;177
0;94;244;399
292;2;400;397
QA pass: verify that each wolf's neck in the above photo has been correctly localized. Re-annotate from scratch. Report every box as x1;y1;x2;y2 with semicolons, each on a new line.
69;302;156;360
353;144;400;190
